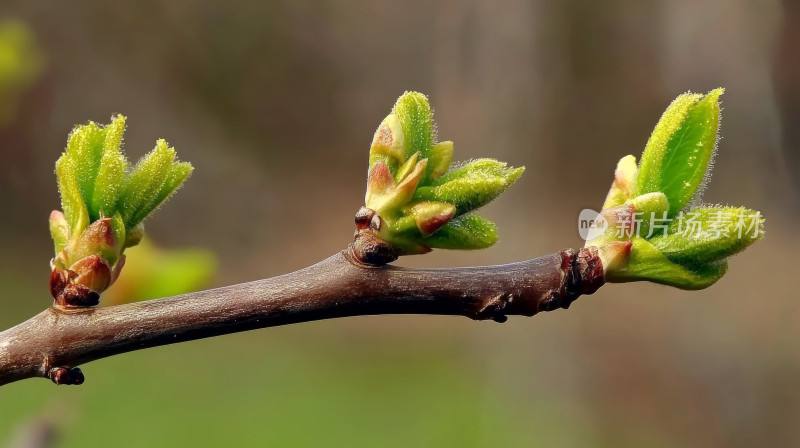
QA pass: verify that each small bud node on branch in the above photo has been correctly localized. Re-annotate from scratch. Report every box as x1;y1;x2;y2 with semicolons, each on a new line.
47;367;84;386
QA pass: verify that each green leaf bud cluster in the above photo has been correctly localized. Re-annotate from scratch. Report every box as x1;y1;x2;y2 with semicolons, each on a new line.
588;89;764;289
49;115;192;305
361;92;523;257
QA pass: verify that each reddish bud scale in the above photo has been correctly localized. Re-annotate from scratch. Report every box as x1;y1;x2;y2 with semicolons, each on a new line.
50;263;103;308
538;248;604;312
49;267;71;299
354;207;375;230
351;208;399;265
71;255;112;293
55;284;100;308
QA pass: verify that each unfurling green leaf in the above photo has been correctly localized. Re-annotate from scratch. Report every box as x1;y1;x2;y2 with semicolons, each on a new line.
636;89;722;216
424;215;498;250
65;122;106;217
395;151;420;182
125;223;144;248
649;206;764;265
427;141;454;181
602;155;637;210
627;192;669;238
413;159;524;215
392;91;434;161
153;162;194;209
90;115;127;218
120;139;176;228
605;237;728;290
369;113;405;171
55;155;89;236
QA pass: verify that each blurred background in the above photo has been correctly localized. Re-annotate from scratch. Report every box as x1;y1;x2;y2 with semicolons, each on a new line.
0;0;798;446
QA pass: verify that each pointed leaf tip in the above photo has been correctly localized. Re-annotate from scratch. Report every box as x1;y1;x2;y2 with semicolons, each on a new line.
395;151;420;182
120;139;176;228
90;115;128;219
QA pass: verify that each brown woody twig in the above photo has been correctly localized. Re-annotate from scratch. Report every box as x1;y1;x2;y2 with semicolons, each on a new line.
0;246;603;386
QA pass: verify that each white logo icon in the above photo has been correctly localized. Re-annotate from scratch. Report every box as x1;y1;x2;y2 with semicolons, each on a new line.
578;209;607;241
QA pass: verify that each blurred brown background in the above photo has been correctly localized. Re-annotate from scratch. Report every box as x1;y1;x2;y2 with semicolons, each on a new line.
0;0;798;446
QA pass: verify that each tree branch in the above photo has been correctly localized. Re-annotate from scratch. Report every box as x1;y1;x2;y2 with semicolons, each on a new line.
0;247;603;386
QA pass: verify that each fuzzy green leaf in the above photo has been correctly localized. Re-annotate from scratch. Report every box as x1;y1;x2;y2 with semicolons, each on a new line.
90;115;128;218
605;237;728;290
635;92;702;197
389;214;418;235
152;161;194;209
659;90;722;215
627;192;669;239
395;151;420;183
65;122;108;219
649;206;764;265
55;155;90;236
125;223;144;248
392;92;434;161
109;212;127;255
424;214;498;250
413;159;524;215
636;89;722;216
426;141;454;182
119;139;176;228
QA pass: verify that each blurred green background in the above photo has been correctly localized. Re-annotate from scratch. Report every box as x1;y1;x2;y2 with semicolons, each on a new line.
1;0;798;446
